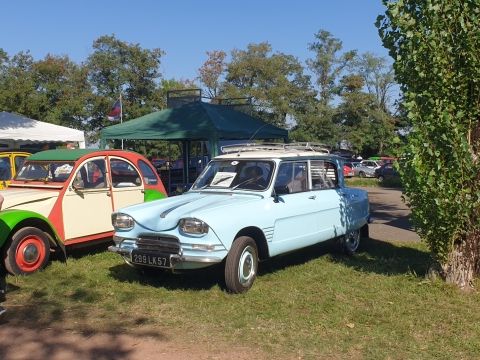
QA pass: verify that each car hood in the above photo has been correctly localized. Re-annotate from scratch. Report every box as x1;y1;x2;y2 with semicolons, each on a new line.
118;191;263;232
0;188;60;210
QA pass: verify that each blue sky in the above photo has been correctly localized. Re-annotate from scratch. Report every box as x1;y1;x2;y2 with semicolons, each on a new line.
0;0;389;81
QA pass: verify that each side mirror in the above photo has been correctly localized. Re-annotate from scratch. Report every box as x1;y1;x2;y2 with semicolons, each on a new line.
72;179;84;191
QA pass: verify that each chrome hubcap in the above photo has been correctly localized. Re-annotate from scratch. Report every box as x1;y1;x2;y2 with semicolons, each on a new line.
346;231;360;250
23;243;40;264
239;246;255;285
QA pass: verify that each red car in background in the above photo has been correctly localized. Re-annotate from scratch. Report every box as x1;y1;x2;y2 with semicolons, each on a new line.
343;163;354;178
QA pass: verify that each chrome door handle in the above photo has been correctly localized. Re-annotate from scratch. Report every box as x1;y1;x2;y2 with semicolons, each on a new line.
308;195;316;200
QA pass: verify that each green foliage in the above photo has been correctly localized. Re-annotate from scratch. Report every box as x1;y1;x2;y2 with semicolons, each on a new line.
198;50;226;99
377;1;480;269
86;35;165;140
307;29;357;105
223;42;314;128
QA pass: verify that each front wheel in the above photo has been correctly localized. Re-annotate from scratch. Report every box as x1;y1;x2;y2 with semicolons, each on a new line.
342;229;361;255
358;171;366;178
225;236;258;293
4;227;51;275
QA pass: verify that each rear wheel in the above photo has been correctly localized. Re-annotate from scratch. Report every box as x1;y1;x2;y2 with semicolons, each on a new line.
4;227;51;275
378;175;385;182
225;236;258;293
359;171;366;178
342;229;361;255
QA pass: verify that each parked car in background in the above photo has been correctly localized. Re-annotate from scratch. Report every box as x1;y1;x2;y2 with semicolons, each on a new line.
0;151;31;189
343;163;354;178
353;160;383;178
375;163;400;182
0;149;167;275
109;143;370;293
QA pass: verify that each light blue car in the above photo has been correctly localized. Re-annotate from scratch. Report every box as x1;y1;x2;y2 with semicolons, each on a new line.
109;143;370;293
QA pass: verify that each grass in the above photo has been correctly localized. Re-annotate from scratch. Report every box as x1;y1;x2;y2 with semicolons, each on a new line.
4;239;480;359
346;177;402;188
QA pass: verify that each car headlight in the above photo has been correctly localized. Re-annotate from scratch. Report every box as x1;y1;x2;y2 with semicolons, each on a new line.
179;218;209;235
112;213;135;230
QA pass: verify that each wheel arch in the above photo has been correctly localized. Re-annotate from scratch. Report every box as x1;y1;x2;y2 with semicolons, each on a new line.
234;226;269;261
0;210;65;258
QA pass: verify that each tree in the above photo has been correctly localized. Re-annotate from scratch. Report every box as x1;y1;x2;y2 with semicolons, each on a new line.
355;52;396;113
198;50;226;99
223;42;313;128
307;29;356;106
0;51;36;116
378;0;480;288
86;35;165;138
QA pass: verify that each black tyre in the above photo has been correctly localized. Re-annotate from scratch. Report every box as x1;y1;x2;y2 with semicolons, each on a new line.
4;227;51;275
359;171;366;178
378;175;385;182
225;236;258;294
342;229;361;255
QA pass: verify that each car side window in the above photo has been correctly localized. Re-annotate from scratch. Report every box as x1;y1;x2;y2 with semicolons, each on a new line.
311;160;338;190
73;159;107;189
15;156;27;173
0;157;11;180
138;160;158;185
274;161;308;194
110;158;141;188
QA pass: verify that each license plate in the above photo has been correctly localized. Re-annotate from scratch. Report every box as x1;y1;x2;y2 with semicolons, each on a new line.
131;251;171;268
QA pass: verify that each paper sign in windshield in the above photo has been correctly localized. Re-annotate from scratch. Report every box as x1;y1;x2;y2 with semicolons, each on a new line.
210;172;236;187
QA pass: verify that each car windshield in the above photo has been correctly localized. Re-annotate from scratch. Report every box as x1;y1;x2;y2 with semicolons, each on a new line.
191;160;274;191
15;160;75;182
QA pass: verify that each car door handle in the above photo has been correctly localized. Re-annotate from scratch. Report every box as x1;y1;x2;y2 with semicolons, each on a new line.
308;195;316;200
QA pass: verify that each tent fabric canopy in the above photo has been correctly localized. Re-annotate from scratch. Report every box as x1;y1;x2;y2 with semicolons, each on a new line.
100;102;288;143
0;112;86;148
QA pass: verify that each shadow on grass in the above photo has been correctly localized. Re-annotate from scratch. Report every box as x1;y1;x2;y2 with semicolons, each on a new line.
331;237;431;276
65;239;113;259
0;322;166;360
259;237;430;278
110;237;431;292
1;271;167;360
109;262;225;291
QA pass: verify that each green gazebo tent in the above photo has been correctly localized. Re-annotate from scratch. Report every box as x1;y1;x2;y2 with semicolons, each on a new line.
100;101;288;187
100;101;288;156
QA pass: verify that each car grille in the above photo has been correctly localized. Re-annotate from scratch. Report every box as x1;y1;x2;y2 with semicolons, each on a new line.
136;235;181;255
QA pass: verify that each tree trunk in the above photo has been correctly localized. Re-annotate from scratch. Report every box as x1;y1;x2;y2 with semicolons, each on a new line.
441;233;480;290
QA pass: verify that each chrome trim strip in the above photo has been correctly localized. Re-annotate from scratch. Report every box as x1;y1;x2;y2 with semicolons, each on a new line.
160;202;191;218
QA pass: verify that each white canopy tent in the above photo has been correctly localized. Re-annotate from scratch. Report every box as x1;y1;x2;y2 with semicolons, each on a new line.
0;111;86;148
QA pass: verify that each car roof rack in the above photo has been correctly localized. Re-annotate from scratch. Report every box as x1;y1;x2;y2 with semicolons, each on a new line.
221;142;330;154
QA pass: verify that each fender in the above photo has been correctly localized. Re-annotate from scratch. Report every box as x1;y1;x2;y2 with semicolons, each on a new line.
143;189;167;202
0;209;66;257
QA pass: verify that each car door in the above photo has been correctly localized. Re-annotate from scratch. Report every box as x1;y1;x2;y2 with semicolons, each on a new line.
309;160;345;238
108;157;144;211
62;156;114;241
269;161;321;256
13;154;28;177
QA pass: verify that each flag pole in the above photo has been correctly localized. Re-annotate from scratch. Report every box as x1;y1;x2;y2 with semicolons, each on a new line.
120;92;123;150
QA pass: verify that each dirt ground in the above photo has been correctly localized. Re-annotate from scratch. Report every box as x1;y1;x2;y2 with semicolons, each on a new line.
0;187;418;360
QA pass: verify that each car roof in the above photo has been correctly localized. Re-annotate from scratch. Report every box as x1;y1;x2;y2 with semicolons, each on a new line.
27;149;140;161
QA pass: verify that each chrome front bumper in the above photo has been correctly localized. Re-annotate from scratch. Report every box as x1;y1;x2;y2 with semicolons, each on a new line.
108;245;224;268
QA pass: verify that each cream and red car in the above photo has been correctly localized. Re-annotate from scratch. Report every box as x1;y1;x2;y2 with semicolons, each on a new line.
0;149;167;275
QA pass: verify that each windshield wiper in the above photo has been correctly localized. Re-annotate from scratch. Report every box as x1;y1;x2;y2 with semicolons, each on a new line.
231;177;258;190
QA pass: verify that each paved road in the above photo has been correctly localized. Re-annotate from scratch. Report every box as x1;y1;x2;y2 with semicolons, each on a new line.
364;187;420;242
